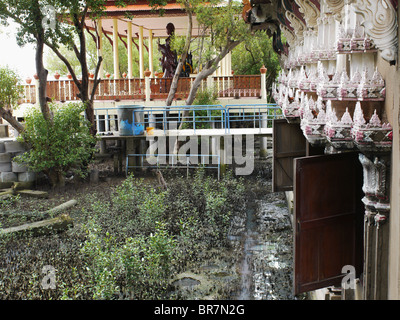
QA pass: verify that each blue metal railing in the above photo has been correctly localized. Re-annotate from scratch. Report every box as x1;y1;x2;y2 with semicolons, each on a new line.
94;103;281;135
225;104;282;133
133;105;227;134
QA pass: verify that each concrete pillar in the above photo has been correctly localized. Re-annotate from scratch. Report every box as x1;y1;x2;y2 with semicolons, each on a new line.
227;51;232;75
97;19;104;78
113;18;120;79
148;29;154;77
127;21;133;79
207;76;213;90
260;65;267;100
221;56;226;76
261;73;267;100
148;113;156;128
260;113;268;158
138;26;144;78
145;74;151;102
34;78;39;107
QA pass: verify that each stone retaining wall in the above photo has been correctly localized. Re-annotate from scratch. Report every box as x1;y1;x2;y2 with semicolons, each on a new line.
0;139;35;187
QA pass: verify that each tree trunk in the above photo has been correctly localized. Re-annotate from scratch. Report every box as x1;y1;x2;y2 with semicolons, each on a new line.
0;108;24;133
45;16;102;136
47;169;66;188
35;35;52;123
165;4;193;107
0;213;73;238
172;41;241;154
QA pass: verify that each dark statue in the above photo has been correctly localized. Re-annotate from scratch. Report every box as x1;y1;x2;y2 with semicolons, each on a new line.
158;23;193;78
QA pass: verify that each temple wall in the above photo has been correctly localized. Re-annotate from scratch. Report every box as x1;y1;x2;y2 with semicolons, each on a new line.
385;6;400;298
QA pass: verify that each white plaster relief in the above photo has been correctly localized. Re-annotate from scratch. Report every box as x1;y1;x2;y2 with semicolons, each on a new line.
294;0;320;28
353;0;398;62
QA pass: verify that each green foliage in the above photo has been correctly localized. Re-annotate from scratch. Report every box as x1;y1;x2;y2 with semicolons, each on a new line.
0;65;22;109
15;102;97;180
231;30;281;98
78;169;245;299
181;88;221;129
193;0;250;66
192;87;218;106
0;169;246;299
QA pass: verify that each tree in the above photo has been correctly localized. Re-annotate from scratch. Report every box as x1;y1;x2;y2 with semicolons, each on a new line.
0;0;112;186
167;0;251;133
231;30;281;99
0;65;24;133
0;0;59;123
16;103;97;187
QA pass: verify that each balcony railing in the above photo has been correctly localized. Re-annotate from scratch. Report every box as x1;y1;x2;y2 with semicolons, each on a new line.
19;75;262;104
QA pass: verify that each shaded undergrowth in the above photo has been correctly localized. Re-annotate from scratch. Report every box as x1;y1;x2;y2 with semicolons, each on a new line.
0;169;246;299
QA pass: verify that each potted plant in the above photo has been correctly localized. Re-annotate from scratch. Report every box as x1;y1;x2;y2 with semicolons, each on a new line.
144;69;152;77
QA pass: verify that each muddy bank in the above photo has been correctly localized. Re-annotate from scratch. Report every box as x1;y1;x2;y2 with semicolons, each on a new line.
169;159;299;300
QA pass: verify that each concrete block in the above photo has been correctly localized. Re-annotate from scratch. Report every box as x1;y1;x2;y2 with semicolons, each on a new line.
0;142;5;153
12;161;28;173
4;141;26;153
0;125;9;138
18;172;36;183
0;153;11;163
1;172;17;183
0;163;12;172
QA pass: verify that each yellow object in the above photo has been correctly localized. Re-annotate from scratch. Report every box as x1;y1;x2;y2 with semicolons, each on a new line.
146;127;154;135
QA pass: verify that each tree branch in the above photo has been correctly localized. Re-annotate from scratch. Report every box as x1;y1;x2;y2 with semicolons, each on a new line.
90;56;103;102
45;41;82;92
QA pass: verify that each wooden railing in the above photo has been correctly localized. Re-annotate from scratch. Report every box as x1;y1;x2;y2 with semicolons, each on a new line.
18;75;262;104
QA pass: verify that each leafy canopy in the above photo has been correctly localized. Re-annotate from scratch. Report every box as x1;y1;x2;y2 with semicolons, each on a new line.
0;65;22;110
16;102;97;178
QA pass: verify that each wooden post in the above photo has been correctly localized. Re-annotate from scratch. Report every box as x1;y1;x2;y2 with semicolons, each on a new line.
148;29;154;77
139;26;144;79
97;19;104;78
127;21;133;79
113;18;120;79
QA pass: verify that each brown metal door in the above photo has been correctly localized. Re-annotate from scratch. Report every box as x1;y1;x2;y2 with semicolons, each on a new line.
273;119;307;192
293;152;364;295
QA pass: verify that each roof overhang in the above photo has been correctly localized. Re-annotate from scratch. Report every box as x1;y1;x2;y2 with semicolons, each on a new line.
82;1;201;38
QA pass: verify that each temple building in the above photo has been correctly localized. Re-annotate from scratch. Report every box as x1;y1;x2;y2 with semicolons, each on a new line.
243;0;399;299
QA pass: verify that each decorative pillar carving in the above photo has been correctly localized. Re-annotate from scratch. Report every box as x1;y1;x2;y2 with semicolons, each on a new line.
325;0;346;20
294;0;320;28
359;152;390;299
